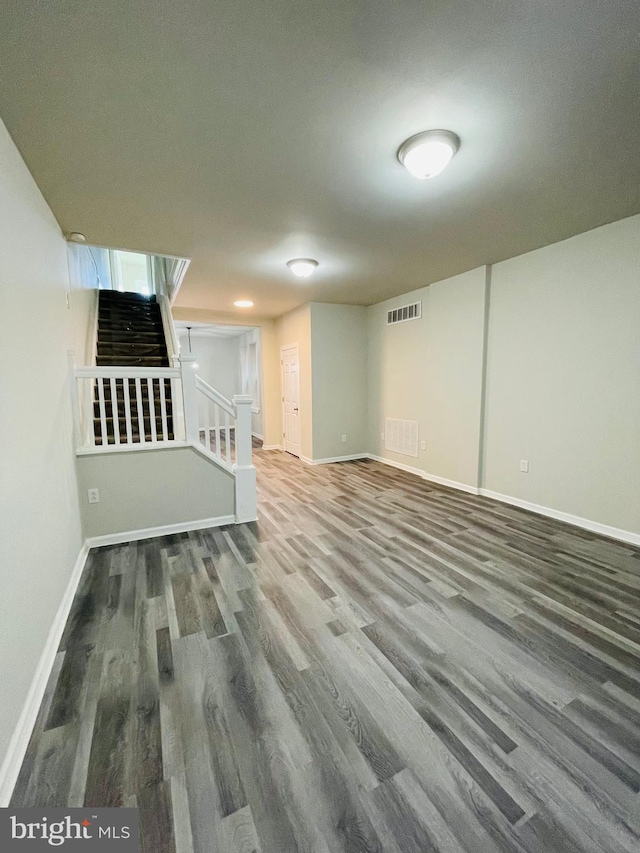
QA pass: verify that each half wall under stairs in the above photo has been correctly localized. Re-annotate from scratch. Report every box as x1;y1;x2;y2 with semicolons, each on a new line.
70;288;257;543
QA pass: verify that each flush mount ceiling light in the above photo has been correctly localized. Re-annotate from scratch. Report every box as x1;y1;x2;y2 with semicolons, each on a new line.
66;231;86;243
234;299;254;307
287;258;318;278
397;129;460;179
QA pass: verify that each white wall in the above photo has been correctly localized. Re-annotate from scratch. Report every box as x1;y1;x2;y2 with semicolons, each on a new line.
0;119;87;773
67;243;100;365
178;332;241;401
77;446;235;538
310;303;367;460
367;268;487;489
483;215;640;534
365;215;640;537
172;308;281;449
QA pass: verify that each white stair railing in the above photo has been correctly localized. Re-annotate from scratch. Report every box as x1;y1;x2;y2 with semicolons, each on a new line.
74;364;183;452
180;355;257;522
71;354;258;523
195;374;236;469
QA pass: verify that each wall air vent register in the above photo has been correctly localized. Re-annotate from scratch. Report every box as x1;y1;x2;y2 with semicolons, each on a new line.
387;301;422;325
384;418;419;457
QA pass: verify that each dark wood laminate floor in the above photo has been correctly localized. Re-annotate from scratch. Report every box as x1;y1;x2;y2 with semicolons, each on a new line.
12;447;640;852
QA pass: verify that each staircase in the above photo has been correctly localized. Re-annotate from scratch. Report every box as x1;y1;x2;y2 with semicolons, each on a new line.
94;290;173;444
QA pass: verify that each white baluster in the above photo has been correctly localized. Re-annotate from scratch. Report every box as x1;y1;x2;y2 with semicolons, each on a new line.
123;378;133;444
97;377;108;446
214;403;220;460
110;377;120;446
148;377;157;443
204;394;211;453
159;378;168;442
135;377;145;443
85;379;95;447
224;411;231;463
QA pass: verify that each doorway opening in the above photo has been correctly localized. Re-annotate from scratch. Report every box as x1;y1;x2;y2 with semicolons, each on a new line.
175;322;264;452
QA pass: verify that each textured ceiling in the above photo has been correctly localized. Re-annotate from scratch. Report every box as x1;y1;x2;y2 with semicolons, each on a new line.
1;1;639;317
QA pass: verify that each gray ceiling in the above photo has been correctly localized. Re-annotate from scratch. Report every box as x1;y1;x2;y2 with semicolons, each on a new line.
1;1;639;318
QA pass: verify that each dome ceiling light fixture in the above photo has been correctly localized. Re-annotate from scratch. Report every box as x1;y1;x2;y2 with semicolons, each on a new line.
287;258;318;278
397;129;460;179
234;299;254;307
66;231;86;243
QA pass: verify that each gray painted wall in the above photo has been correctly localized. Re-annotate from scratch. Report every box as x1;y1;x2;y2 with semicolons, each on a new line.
367;268;486;489
310;303;367;460
483;214;640;533
77;446;235;538
0;119;86;767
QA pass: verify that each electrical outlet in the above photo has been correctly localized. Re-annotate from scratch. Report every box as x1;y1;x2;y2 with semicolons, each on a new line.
88;488;100;504
420;440;426;451
519;460;529;473
341;434;347;442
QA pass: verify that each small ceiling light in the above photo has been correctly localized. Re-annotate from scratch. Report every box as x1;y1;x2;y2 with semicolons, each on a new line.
66;231;86;243
287;258;318;278
397;129;460;179
234;300;254;308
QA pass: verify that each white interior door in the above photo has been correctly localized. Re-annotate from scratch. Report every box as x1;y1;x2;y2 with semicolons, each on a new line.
281;344;300;457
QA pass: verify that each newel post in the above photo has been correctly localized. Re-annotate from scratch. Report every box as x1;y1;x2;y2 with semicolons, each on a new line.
180;356;199;444
67;350;82;450
233;395;257;523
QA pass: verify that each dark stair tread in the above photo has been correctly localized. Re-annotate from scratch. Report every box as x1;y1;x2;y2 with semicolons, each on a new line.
97;344;168;356
99;295;159;304
96;357;169;367
94;290;175;443
97;332;166;343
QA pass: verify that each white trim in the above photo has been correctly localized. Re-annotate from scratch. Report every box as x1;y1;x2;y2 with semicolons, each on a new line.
369;456;639;544
75;365;180;379
0;542;90;807
77;440;188;456
300;453;369;466
479;490;640;547
251;432;264;441
366;453;425;479
261;444;282;451
189;440;235;474
158;292;180;363
367;454;480;494
421;472;480;495
85;514;236;548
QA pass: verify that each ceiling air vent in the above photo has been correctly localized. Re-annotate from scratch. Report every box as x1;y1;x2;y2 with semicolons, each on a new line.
387;301;422;325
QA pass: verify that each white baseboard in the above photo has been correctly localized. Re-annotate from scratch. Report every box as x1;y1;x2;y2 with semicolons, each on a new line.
366;454;480;494
300;453;369;466
421;471;480;495
85;514;236;548
369;455;639;544
261;444;282;451
366;453;425;478
479;489;640;546
0;541;90;807
251;432;264;441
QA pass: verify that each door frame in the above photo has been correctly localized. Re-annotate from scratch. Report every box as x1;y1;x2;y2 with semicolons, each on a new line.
280;343;300;457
